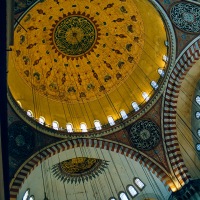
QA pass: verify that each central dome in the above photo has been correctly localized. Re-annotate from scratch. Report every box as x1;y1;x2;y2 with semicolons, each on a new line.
8;0;168;133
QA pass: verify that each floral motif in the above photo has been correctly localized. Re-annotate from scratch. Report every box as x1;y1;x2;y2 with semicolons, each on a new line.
170;3;200;33
129;120;160;151
50;12;101;59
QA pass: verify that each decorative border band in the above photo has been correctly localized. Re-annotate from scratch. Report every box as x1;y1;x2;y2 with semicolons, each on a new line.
163;36;200;186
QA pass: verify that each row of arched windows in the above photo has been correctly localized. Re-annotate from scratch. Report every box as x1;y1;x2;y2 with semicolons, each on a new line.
195;96;200;120
25;102;148;132
22;178;145;200
26;109;128;132
196;95;200;152
21;69;166;132
109;178;145;200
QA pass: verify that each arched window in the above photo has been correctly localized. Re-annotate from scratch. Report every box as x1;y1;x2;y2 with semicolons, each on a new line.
94;120;102;130
196;96;200;105
127;185;138;197
120;110;128;120
134;178;145;190
131;102;139;112
52;121;59;130
80;122;87;132
150;81;158;90
162;55;168;62
66;123;73;132
119;192;129;200
196;143;200;151
109;198;116;200
158;68;165;77
198;129;200;137
107;116;115;126
196;112;200;119
142;92;150;102
38;116;45;125
22;189;30;200
22;188;34;200
27;110;33;118
29;196;35;200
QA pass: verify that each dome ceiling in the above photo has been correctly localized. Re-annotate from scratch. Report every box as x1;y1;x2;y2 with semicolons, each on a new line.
8;0;168;132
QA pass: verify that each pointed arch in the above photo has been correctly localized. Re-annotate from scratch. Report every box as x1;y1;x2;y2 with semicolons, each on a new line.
163;37;200;186
10;138;176;199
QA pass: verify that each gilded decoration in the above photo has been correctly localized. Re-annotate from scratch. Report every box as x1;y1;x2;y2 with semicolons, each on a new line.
11;0;145;103
52;157;109;183
9;0;168;131
50;13;100;59
129;120;160;151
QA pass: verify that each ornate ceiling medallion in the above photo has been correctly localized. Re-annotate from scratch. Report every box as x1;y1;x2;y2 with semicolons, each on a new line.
170;3;200;33
49;12;101;59
52;157;109;183
129;120;160;151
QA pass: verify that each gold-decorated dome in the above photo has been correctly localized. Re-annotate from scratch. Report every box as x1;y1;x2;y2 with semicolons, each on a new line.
8;0;168;133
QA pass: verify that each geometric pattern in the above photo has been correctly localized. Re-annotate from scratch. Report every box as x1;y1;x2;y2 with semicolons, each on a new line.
163;38;200;186
10;138;175;199
170;3;200;33
129;120;160;151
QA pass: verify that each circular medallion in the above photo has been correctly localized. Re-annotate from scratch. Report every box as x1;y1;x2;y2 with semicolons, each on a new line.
170;3;200;33
8;121;35;158
129;120;160;151
53;15;97;57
